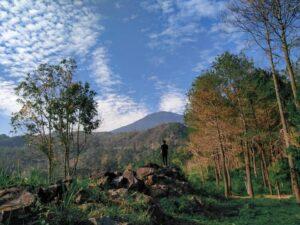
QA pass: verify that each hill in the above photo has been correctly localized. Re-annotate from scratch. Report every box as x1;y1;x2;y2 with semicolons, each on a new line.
0;123;187;174
112;111;184;133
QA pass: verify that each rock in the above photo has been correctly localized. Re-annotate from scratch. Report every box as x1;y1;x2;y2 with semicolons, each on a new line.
112;176;128;189
108;188;128;199
144;163;160;170
145;175;157;186
149;184;169;198
38;184;65;204
97;176;110;187
0;187;35;224
75;189;92;204
122;169;148;193
136;167;155;179
97;172;123;188
122;169;138;187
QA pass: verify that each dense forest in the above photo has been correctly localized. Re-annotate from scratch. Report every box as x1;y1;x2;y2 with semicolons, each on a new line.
1;1;300;225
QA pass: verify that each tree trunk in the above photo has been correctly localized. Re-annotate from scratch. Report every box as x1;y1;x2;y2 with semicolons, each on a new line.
216;120;230;198
266;31;300;203
260;157;267;188
278;17;299;109
276;181;281;199
244;142;254;198
214;158;220;187
252;149;257;178
225;158;232;194
260;147;272;195
48;157;53;183
64;145;70;179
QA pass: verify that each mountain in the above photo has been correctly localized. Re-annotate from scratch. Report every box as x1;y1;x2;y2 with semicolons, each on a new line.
112;111;184;133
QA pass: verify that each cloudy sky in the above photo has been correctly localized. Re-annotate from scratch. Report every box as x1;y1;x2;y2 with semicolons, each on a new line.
0;0;266;134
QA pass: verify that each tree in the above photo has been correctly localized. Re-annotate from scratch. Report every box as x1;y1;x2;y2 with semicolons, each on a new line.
186;71;239;198
212;52;255;197
268;0;300;109
51;59;100;179
12;59;100;180
12;63;58;182
228;0;300;203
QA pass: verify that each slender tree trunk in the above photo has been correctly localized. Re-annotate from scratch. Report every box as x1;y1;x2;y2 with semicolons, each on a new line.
261;147;272;195
266;31;300;203
252;150;257;178
275;8;299;109
214;158;220;187
64;143;70;179
244;141;254;198
225;158;232;194
276;181;281;199
216;154;222;180
260;157;267;188
281;39;299;109
237;95;254;198
216;120;230;198
48;157;53;183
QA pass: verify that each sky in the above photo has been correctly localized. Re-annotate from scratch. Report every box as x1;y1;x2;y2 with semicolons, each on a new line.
0;0;268;135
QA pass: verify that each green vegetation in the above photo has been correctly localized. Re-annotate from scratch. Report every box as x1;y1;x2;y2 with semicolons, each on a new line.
1;169;300;225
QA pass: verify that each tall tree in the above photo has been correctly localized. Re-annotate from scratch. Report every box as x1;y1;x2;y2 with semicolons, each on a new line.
268;0;300;109
51;59;100;179
12;59;100;180
12;64;58;182
228;0;300;203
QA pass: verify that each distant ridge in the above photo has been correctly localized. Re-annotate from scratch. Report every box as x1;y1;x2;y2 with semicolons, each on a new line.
112;111;184;133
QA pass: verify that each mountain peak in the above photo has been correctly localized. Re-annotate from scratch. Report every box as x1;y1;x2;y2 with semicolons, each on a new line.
112;111;184;133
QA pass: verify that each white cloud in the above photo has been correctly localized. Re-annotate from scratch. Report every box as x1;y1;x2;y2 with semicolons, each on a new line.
0;78;20;115
0;0;148;133
91;47;120;87
159;90;187;114
142;0;226;47
96;93;149;131
149;75;187;114
0;0;101;78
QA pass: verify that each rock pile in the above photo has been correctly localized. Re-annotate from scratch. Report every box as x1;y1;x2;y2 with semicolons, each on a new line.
0;164;194;225
89;163;193;225
94;163;192;199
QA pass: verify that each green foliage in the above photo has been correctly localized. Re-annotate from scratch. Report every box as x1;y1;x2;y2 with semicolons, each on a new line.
0;168;48;188
269;159;291;191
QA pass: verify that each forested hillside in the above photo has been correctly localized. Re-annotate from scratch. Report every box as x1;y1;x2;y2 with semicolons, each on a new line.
0;123;187;175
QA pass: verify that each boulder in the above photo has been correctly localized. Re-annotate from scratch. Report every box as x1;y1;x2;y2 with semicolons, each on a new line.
122;169;138;188
136;167;155;180
112;176;128;189
145;175;157;186
144;163;160;170
97;172;123;188
0;187;35;223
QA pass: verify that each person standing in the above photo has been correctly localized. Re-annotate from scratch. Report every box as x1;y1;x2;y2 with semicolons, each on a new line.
161;140;168;166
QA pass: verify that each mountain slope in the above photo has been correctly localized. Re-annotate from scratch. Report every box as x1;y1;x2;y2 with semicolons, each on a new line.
112;111;184;133
0;123;187;174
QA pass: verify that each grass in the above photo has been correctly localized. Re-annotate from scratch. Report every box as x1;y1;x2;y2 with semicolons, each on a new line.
159;195;300;225
1;168;300;225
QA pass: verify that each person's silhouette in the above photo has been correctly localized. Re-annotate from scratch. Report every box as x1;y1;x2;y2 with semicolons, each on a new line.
161;140;168;166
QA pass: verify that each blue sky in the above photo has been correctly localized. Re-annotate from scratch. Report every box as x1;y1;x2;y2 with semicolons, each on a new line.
0;0;267;134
